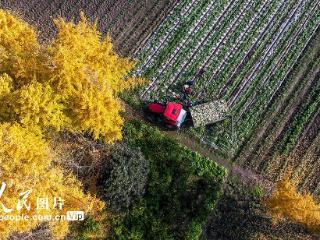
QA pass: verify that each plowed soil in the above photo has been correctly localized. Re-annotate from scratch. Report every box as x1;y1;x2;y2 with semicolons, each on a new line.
0;0;177;56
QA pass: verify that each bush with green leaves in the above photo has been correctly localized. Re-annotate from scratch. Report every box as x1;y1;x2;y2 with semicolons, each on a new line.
109;120;226;240
68;216;102;240
102;142;149;211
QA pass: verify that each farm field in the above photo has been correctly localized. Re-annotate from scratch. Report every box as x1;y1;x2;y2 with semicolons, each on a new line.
0;0;177;56
237;32;320;194
1;1;320;239
133;0;320;191
1;0;319;193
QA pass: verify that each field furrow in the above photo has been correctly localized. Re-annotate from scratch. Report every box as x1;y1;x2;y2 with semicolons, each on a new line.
256;71;320;173
114;1;168;54
236;33;320;167
228;0;313;108
232;2;320;148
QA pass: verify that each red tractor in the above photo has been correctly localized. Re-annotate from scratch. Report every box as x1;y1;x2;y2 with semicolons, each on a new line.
145;101;188;129
144;70;229;130
144;78;194;129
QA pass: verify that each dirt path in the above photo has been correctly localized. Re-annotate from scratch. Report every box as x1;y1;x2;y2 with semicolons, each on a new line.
122;102;274;193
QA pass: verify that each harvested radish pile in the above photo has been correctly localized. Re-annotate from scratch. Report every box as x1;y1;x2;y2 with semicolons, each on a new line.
190;100;228;128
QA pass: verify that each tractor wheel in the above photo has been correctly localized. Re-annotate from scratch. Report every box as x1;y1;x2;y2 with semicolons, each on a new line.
165;124;178;131
144;109;160;124
145;113;157;123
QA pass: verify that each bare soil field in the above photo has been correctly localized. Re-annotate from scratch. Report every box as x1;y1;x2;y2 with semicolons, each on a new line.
0;0;177;56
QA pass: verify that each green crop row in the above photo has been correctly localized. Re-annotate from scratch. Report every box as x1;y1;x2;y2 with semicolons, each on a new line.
143;0;212;77
137;0;192;61
153;0;242;96
180;0;264;91
236;5;319;142
195;0;275;96
277;75;320;156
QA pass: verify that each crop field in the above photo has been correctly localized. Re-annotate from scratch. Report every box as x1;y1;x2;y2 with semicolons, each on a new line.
1;0;319;193
133;0;320;191
0;0;177;56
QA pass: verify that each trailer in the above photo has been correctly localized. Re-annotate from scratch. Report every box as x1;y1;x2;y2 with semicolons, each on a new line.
189;100;229;128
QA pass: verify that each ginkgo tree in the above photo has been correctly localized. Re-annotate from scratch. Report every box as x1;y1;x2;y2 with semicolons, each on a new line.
0;9;144;238
0;10;42;85
0;123;105;240
264;174;320;234
0;10;144;143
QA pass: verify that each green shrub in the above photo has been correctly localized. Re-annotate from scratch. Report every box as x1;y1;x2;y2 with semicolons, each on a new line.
102;142;149;211
69;216;102;239
250;185;264;198
108;120;227;239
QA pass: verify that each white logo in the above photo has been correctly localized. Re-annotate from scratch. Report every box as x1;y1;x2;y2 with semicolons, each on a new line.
66;211;85;221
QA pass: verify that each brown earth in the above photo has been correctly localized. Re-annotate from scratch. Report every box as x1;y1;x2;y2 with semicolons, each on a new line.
0;0;177;56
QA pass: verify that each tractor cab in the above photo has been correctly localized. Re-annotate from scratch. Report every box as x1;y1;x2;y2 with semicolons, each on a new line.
147;102;187;129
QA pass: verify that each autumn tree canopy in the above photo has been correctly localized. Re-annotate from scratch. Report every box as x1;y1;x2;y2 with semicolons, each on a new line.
0;10;144;143
264;175;320;234
0;9;144;238
0;123;104;239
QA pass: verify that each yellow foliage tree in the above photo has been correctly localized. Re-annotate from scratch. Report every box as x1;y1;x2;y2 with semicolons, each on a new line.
47;13;144;142
0;10;44;86
0;9;140;238
11;81;67;131
0;123;104;239
264;175;320;234
0;73;13;122
69;85;124;142
48;13;140;94
0;73;12;96
0;10;144;143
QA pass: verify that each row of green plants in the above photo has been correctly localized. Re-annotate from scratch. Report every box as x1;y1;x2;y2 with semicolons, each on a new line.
225;0;305;105
255;60;318;173
142;0;213;78
144;0;231;99
150;0;244;96
234;0;318;114
235;5;319;153
164;0;255;89
230;1;317;132
276;74;320;156
191;0;273;95
204;0;285;97
252;32;320;161
234;34;320;166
